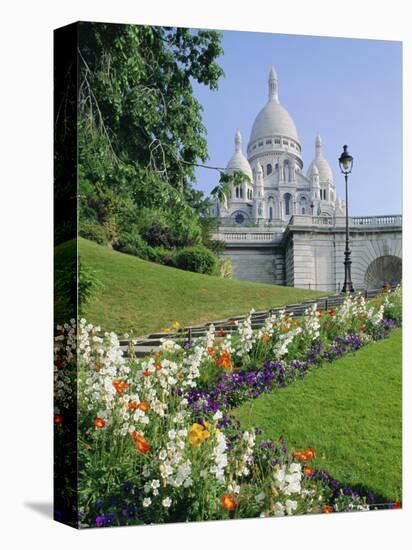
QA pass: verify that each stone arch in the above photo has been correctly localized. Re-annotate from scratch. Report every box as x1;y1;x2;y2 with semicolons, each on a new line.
364;255;402;290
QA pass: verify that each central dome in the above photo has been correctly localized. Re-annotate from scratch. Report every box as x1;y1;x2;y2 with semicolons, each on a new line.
249;67;299;144
250;101;299;143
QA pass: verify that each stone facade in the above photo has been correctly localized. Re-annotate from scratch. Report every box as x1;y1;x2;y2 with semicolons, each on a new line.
214;216;402;291
210;67;402;290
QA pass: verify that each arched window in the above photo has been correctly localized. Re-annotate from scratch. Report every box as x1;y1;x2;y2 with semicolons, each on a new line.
240;187;243;198
284;160;290;181
284;193;292;216
267;163;272;175
269;206;273;220
300;196;308;215
235;187;239;198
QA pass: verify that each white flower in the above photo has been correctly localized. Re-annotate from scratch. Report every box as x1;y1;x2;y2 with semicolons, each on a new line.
162;497;172;508
285;499;298;515
142;497;151;508
151;479;160;490
158;449;167;461
273;502;285;517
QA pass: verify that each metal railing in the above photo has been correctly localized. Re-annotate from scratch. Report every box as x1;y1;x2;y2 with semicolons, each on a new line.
121;285;398;357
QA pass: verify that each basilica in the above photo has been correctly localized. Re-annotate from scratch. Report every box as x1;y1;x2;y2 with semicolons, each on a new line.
210;67;345;225
208;67;401;291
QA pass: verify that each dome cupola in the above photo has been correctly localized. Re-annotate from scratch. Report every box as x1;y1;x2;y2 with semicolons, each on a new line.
307;135;334;184
247;67;302;166
226;129;253;181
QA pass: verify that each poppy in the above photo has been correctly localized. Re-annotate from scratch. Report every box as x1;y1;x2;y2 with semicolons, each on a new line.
132;431;150;453
54;414;63;425
220;494;237;511
94;417;106;428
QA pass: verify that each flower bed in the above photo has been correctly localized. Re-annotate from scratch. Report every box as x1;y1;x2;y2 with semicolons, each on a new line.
54;286;402;527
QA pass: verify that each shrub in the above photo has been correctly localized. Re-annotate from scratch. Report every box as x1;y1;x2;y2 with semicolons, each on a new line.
175;246;217;275
142;220;176;248
218;258;233;279
113;232;152;259
153;247;177;267
79;222;108;245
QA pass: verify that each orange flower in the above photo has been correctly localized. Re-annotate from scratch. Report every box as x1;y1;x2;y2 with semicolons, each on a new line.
178;373;185;380
261;334;270;342
303;466;313;476
143;370;152;377
393;501;401;509
54;414;63;425
326;309;335;316
207;347;215;357
127;401;139;410
154;351;162;359
94;417;106;429
305;447;316;460
220;494;237;511
215;327;225;337
155;362;162;371
323;505;334;514
292;450;309;462
281;325;289;333
112;379;129;394
138;402;150;412
132;431;150;453
95;363;102;372
215;350;233;370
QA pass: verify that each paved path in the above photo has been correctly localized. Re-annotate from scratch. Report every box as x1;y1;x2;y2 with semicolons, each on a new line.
120;287;386;358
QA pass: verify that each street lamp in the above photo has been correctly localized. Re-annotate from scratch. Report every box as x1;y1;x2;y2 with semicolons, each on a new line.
338;145;354;293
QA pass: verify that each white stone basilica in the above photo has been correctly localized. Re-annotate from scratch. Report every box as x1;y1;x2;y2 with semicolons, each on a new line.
211;67;345;225
209;67;402;291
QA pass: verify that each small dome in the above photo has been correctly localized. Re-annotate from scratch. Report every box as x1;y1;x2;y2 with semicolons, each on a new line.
226;130;253;181
249;67;299;144
306;134;334;184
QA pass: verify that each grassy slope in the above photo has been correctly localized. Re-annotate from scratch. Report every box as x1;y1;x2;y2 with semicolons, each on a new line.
233;328;402;501
55;238;328;335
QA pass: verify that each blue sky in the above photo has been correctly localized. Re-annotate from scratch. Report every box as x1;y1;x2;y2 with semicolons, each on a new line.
191;31;402;216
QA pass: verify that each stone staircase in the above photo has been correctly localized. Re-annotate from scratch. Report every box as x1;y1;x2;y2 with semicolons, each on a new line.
120;287;387;359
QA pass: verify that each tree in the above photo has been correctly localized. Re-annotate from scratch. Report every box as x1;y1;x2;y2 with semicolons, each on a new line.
78;23;225;227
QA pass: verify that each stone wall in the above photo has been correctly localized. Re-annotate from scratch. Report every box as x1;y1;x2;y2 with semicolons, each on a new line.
221;246;285;285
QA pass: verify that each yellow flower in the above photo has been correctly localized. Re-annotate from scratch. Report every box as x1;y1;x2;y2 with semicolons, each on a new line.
188;423;210;447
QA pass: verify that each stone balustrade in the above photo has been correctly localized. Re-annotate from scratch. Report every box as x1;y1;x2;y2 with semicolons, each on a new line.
214;214;402;243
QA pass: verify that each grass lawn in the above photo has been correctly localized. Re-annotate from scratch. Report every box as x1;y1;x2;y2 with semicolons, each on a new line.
55;238;328;335
233;328;402;502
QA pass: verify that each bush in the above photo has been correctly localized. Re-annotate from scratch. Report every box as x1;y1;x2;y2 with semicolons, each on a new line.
153;247;177;267
79;222;108;245
142;219;176;248
113;232;153;260
218;258;233;279
175;246;217;275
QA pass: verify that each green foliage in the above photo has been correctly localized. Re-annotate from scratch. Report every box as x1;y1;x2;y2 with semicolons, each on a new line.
211;170;251;206
79;221;109;245
75;22;225;262
78;262;105;314
175;245;218;275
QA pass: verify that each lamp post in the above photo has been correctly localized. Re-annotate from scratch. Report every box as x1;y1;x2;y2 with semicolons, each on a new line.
339;145;354;293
